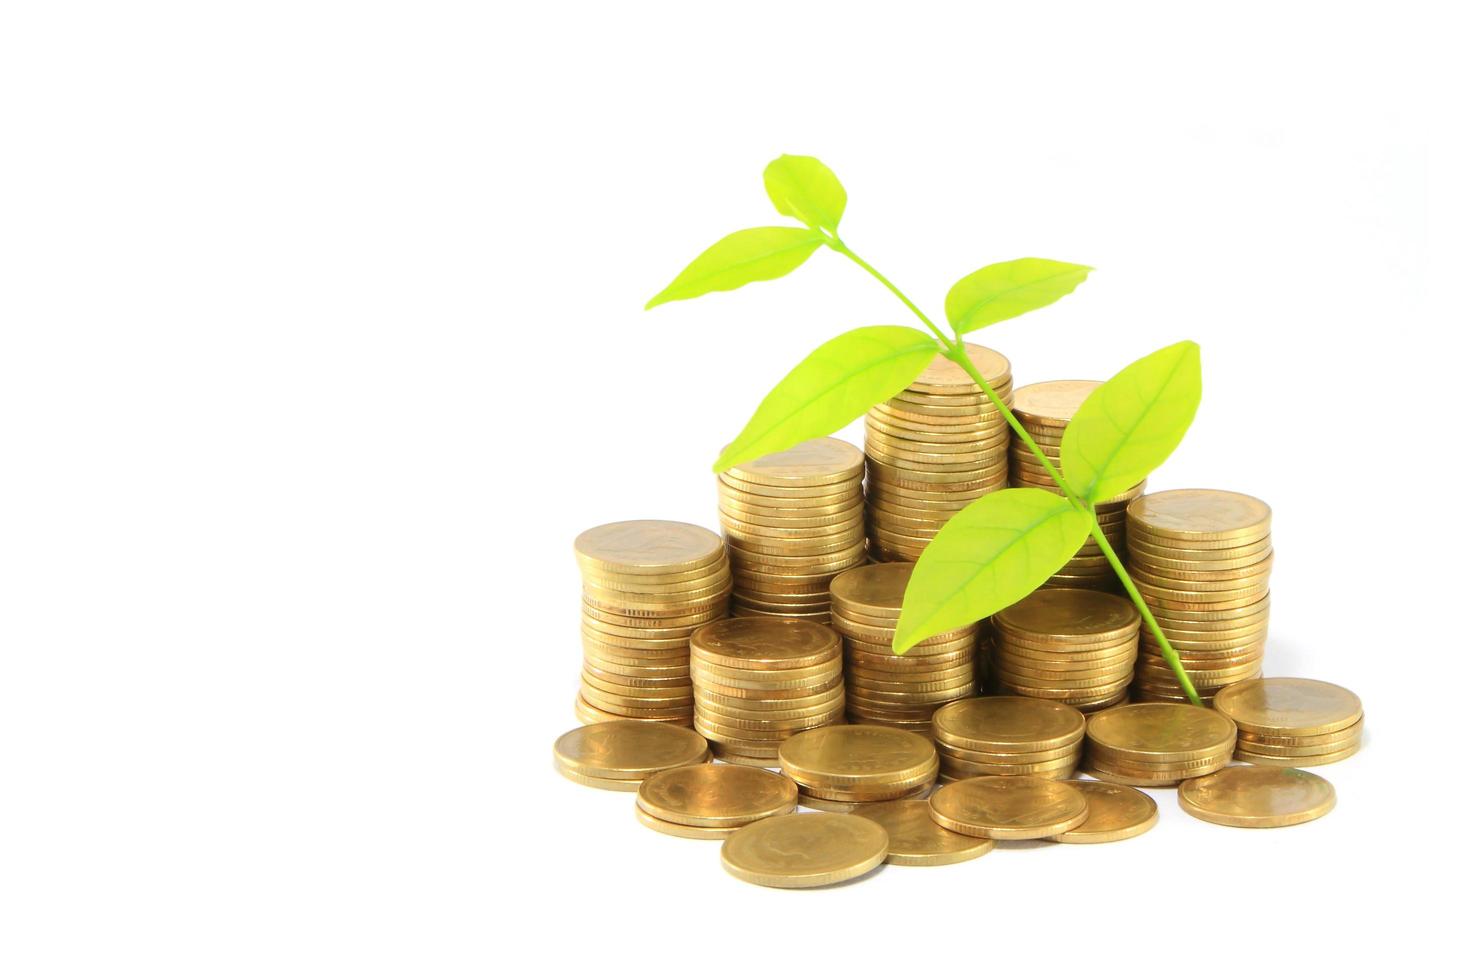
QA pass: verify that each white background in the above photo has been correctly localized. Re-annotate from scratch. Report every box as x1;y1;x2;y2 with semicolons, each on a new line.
1;1;1451;976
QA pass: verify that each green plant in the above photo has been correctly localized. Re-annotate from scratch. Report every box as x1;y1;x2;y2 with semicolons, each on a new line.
647;154;1204;704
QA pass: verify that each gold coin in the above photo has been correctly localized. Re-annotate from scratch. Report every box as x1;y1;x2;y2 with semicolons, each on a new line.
1085;703;1236;763
1009;380;1100;427
694;683;845;712
938;755;1080;779
583;556;732;591
854;798;997;865
727;543;866;571
1126;490;1272;543
690;617;841;669
552;720;709;779
715;480;862;508
1234;743;1360;767
906;347;1012;389
581;604;727;630
634;805;738;839
828;561;915;615
778;725;938;788
574;521;724;575
1178;766;1336;827
711;751;778;767
717;471;863;499
718;497;865;522
635;763;799;827
1236;719;1363;747
720;812;889;888
554;762;646;791
932;696;1086;751
722;437;865;486
797;773;939;802
1213;677;1363;737
928;775;1088;839
1238;728;1362;756
1047;781;1158;843
797;781;935;812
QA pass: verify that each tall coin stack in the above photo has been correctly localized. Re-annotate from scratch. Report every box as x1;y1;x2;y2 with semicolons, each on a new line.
931;697;1085;781
1009;380;1143;589
688;617;845;765
828;563;976;732
990;589;1139;712
1125;490;1273;703
573;520;732;727
864;348;1012;561
717;437;866;623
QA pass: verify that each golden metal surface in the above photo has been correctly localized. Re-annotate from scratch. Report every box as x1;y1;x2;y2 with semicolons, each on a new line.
720;812;889;888
932;696;1086;751
778;725;938;788
636;763;799;827
1009;380;1100;426
690;617;840;669
928;775;1089;839
552;721;710;779
856;798;997;865
1127;489;1272;543
1085;703;1237;762
574;520;724;574
723;437;865;486
1178;766;1336;827
1049;781;1159;843
1213;677;1363;737
635;806;739;839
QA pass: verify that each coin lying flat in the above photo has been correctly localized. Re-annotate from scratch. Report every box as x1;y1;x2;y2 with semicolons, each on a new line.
1048;781;1159;843
553;721;710;782
635;806;739;839
928;775;1089;839
778;724;938;790
933;696;1086;752
720;812;889;888
636;764;798;828
1178;766;1336;828
854;798;996;865
575;520;726;575
1213;677;1363;737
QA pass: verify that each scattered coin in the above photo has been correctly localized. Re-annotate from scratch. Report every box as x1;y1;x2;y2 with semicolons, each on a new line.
928;775;1089;839
720;812;890;888
856;798;997;865
1178;766;1336;828
1048;781;1159;843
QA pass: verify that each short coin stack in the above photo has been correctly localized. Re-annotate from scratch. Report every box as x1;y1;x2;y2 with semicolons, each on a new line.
552;721;710;791
574;520;733;726
1214;677;1363;766
717;437;866;623
1009;380;1143;590
864;348;1012;562
779;724;939;812
689;617;845;765
990;588;1139;712
829;562;977;732
1082;702;1236;786
931;696;1085;780
634;763;799;839
1125;490;1273;703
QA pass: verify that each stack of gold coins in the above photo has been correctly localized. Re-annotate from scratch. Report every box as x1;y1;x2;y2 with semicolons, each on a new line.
717;437;866;622
552;721;711;791
634;763;799;838
1082;703;1236;786
931;696;1084;780
1125;490;1272;703
1009;380;1144;590
864;348;1012;561
1213;677;1363;766
778;724;939;812
990;589;1139;712
829;563;977;732
574;520;733;726
689;617;845;765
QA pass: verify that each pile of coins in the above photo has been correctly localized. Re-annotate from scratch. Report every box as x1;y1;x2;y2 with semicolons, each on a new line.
931;696;1085;780
779;724;939;811
1082;703;1236;786
552;720;710;791
864;348;1012;562
1126;489;1272;702
689;617;845;765
829;563;977;731
1214;677;1363;766
574;520;733;726
716;438;866;622
1008;380;1144;590
635;763;799;839
990;588;1138;711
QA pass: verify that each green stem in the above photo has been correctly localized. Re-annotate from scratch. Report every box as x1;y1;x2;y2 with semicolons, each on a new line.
830;237;1202;706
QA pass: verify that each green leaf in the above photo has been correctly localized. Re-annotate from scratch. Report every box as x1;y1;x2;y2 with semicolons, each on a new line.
1062;341;1202;503
714;326;938;473
944;258;1093;335
645;226;824;309
893;489;1092;652
763;155;847;235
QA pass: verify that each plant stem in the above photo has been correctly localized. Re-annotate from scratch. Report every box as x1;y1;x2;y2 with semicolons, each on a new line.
830;237;1203;706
